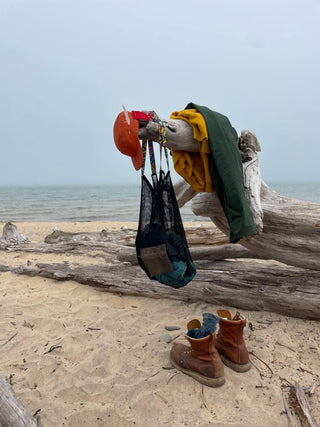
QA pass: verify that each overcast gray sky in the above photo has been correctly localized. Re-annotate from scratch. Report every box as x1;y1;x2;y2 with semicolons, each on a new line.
1;0;320;186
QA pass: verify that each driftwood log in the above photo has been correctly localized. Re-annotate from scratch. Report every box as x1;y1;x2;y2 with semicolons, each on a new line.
0;374;41;427
282;382;319;427
1;224;320;320
9;260;320;320
0;222;28;247
139;119;320;272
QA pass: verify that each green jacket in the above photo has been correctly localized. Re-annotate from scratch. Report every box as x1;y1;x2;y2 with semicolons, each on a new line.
186;103;256;242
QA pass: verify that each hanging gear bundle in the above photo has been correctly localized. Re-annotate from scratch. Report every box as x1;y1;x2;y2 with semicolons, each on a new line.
135;115;196;288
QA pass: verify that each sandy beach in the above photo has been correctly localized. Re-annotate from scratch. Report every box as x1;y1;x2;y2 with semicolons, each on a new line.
0;221;319;426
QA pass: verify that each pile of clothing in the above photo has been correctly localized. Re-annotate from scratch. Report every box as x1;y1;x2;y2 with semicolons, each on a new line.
170;103;257;243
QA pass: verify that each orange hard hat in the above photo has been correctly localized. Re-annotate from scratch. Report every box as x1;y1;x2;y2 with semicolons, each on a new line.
113;111;143;171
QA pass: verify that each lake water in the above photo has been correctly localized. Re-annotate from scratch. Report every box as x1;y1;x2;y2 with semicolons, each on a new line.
0;181;319;223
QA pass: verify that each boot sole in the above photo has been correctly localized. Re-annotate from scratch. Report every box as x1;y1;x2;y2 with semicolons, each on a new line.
219;354;251;373
169;354;225;387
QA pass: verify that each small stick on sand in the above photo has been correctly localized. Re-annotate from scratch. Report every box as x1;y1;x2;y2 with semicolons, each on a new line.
249;351;273;377
2;332;18;347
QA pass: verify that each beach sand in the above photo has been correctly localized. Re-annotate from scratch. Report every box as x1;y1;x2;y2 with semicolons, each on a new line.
0;221;319;426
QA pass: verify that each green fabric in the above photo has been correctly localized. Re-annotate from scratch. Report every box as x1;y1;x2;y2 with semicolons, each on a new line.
186;103;256;243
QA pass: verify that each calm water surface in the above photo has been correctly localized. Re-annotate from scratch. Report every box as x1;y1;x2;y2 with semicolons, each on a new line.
0;182;319;223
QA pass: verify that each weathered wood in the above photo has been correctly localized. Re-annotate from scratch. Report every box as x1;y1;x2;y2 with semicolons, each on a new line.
308;379;320;397
43;224;229;247
192;183;320;271
0;373;40;427
10;259;320;320
139;118;320;271
295;382;319;427
240;130;263;233
282;391;301;427
0;226;263;263
1;223;319;319
139;118;199;152
3;226;249;262
117;244;263;264
0;225;267;262
189;244;265;261
174;180;198;208
0;222;28;247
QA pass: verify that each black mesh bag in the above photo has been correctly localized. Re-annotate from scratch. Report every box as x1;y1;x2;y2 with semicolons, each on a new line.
135;139;196;288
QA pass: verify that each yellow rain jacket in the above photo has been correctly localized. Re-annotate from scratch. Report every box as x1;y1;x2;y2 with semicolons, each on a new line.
170;109;214;192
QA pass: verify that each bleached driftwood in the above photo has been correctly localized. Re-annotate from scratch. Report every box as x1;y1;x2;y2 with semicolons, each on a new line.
0;222;28;247
0;225;261;262
239;129;263;233
282;382;319;427
139;119;320;272
192;182;320;271
8;258;320;320
1;224;320;320
0;373;41;427
294;382;319;427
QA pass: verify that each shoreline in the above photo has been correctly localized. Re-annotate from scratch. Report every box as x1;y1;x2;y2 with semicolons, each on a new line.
0;220;211;243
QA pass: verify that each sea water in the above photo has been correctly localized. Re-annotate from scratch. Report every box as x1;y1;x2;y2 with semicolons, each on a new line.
0;182;319;223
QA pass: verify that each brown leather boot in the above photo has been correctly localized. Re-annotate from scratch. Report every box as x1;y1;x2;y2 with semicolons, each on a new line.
170;331;225;387
215;310;251;373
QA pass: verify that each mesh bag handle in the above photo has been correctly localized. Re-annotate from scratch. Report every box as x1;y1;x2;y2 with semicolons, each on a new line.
141;139;156;176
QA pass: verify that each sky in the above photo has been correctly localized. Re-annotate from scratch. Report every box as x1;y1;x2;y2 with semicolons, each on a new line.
1;0;320;187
